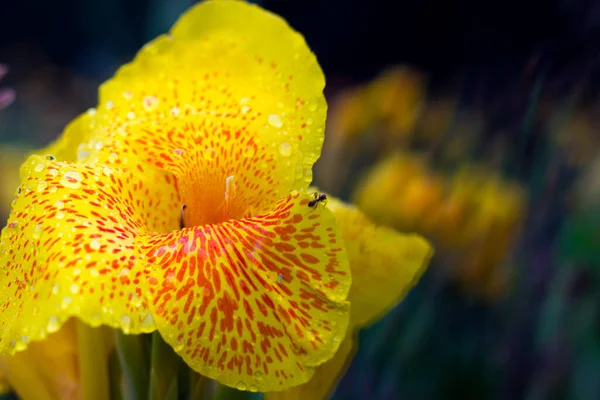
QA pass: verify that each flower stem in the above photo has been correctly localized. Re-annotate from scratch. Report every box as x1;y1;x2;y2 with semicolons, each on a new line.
149;332;179;400
115;331;149;400
77;321;110;400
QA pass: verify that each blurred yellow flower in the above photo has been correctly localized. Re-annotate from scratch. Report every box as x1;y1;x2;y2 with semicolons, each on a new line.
354;152;527;300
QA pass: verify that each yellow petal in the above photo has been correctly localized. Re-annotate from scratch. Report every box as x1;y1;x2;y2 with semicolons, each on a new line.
326;195;432;328
264;332;355;400
0;156;181;354
0;318;79;400
58;0;326;227
267;193;432;399
138;191;350;391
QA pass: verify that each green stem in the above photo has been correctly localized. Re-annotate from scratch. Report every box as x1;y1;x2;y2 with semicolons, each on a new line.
149;331;179;400
108;348;123;400
115;331;149;400
77;321;110;400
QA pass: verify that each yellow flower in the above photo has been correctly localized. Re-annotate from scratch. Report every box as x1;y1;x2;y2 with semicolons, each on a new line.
354;153;526;301
0;0;352;392
265;196;432;399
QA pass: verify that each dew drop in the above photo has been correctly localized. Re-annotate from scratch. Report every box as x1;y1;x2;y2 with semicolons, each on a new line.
105;101;114;110
55;200;65;209
52;284;60;294
174;339;184;352
119;315;132;334
87;108;97;116
108;153;118;163
61;296;72;309
55;211;65;219
203;148;216;161
34;163;45;173
90;239;101;250
143;95;159;110
70;283;79;294
236;382;247;391
47;316;60;333
170;107;181;116
249;385;258;392
123;91;133;100
103;166;113;176
140;313;154;329
61;171;82;189
308;101;318;112
279;142;292;157
48;168;58;177
77;150;91;161
240;105;250;114
14;186;21;196
306;118;314;126
126;111;135;120
268;114;283;128
36;181;48;192
32;224;43;240
90;269;99;277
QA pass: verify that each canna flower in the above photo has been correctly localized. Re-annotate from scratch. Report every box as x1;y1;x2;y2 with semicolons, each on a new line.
354;153;526;300
0;0;354;392
266;195;432;400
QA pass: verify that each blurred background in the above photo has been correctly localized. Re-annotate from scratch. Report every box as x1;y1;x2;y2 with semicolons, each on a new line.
1;0;600;398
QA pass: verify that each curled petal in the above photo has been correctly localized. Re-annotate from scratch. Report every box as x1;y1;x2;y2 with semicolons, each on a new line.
0;156;181;353
326;196;432;327
138;192;351;391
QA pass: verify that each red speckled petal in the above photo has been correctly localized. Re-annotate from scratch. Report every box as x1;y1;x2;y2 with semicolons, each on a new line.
0;155;181;354
66;0;326;226
137;191;350;391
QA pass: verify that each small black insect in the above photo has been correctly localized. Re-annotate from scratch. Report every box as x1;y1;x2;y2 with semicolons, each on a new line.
308;192;327;208
179;204;187;229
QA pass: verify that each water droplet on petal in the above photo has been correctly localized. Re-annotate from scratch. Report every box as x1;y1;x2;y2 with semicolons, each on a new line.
61;171;82;189
90;239;101;250
236;382;247;391
170;107;181;116
143;96;159;110
268;114;283;128
70;284;79;294
308;101;318;112
240;105;250;114
126;111;135;120
119;315;132;334
87;108;97;116
32;224;43;240
47;316;60;333
279;142;292;157
55;211;65;219
306;118;314;126
34;163;45;173
61;296;72;309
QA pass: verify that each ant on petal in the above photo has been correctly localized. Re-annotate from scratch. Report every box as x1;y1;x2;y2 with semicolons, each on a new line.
307;192;327;209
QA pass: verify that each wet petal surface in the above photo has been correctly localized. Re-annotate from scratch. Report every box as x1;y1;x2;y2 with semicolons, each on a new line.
138;192;350;391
